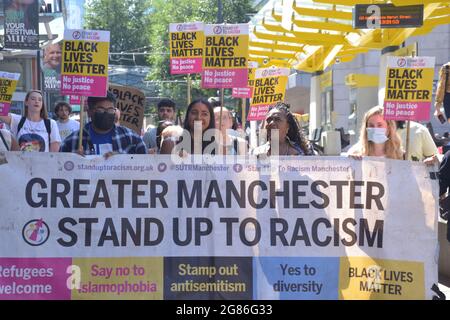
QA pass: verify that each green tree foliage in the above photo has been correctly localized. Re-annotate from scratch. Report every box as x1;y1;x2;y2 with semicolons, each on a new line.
147;0;255;109
85;0;151;65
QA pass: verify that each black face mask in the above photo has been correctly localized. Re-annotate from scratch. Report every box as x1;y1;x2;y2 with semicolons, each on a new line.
93;112;115;131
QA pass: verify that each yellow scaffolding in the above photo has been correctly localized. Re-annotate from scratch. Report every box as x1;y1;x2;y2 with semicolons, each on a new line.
250;0;450;72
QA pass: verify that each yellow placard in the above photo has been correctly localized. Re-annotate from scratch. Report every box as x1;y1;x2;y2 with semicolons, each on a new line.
385;67;434;102
203;35;249;69
251;74;288;106
248;67;256;87
62;40;109;77
170;31;204;58
339;257;424;300
0;78;18;104
72;257;164;300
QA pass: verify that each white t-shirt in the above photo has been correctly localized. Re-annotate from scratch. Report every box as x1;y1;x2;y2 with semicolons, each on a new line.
143;126;157;149
10;114;61;152
57;119;80;141
0;129;12;151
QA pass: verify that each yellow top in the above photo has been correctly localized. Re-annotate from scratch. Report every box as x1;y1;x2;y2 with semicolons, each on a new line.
397;121;438;161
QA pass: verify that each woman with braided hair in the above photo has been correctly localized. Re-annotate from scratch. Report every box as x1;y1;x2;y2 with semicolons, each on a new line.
252;102;314;157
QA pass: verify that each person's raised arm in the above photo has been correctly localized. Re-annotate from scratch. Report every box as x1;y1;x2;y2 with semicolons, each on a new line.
0;114;12;126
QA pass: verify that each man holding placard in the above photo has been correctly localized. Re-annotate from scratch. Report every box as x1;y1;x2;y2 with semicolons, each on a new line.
60;91;147;156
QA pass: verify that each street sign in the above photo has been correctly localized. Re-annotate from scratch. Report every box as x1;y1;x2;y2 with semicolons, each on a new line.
353;4;423;29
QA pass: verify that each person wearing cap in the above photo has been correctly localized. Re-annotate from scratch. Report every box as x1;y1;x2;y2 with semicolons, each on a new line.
60;91;147;155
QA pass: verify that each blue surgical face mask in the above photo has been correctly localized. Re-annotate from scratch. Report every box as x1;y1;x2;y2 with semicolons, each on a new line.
367;127;389;144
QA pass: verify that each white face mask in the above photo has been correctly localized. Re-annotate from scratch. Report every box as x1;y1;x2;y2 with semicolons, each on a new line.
367;127;389;144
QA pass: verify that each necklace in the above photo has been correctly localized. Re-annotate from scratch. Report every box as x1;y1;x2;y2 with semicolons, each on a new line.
24;118;42;133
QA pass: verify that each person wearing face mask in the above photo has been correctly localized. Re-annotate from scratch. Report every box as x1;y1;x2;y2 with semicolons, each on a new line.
60;91;147;155
347;106;404;160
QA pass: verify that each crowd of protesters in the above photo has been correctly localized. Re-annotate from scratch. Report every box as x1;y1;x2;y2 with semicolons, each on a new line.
0;89;443;163
0;89;449;243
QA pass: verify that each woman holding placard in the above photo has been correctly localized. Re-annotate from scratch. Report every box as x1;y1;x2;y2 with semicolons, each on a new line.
0;90;61;152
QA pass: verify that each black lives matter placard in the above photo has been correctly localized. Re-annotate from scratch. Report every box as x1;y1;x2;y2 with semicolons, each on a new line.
61;29;110;97
109;84;146;134
248;67;290;121
201;24;249;89
170;22;204;74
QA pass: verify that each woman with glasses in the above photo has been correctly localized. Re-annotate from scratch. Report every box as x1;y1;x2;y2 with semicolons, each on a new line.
0;90;61;152
60;91;147;155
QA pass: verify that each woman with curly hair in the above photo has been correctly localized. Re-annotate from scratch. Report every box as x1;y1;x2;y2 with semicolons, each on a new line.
348;105;403;160
252;102;313;156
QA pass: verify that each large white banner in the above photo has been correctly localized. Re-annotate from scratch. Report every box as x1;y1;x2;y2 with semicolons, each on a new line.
0;153;438;300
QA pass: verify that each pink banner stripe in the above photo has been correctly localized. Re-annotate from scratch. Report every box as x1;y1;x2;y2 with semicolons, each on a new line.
383;101;431;121
171;58;202;74
201;68;248;89
61;75;108;97
232;87;252;98
0;102;11;116
0;258;72;300
248;105;270;121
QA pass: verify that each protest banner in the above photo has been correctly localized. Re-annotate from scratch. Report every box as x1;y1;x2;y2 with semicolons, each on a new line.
0;72;20;116
232;61;258;99
248;67;290;121
383;56;435;121
169;22;204;75
202;24;249;89
109;84;146;134
0;153;438;300
61;29;110;97
3;0;39;49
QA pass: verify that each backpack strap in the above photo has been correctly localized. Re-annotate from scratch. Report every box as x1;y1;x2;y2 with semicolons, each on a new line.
44;118;51;145
17;116;26;136
0;130;9;151
233;137;238;155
